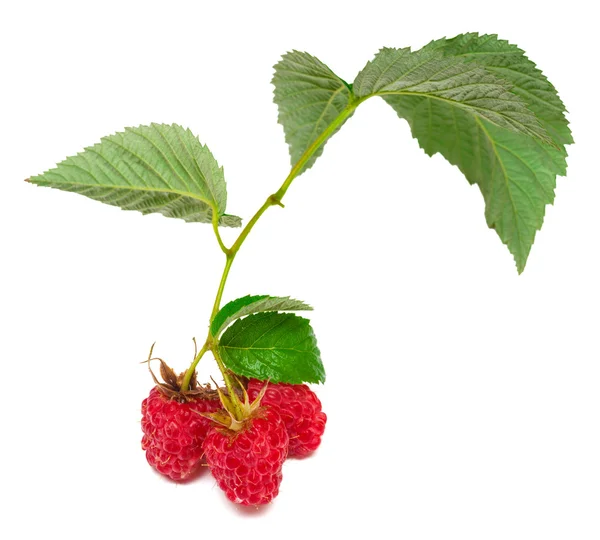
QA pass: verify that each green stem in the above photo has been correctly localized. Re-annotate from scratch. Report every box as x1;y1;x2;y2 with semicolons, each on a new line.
181;97;363;390
271;104;358;202
228;196;279;258
210;254;234;320
211;206;230;255
179;341;210;392
229;99;361;258
212;345;243;419
217;98;362;271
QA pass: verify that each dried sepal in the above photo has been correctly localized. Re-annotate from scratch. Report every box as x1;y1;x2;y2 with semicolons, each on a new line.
143;344;218;402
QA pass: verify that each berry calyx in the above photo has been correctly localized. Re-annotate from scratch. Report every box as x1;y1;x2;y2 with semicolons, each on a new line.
247;379;327;457
199;373;268;432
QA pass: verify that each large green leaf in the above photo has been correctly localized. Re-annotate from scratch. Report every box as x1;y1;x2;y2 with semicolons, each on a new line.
354;47;552;145
218;312;324;384
28;123;241;227
425;33;572;152
211;295;312;338
354;43;569;272
273;51;353;173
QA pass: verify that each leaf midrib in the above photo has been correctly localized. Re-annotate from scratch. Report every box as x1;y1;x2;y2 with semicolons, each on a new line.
221;345;314;354
35;178;215;211
474;116;524;258
220;346;319;382
376;89;547;144
304;84;348;153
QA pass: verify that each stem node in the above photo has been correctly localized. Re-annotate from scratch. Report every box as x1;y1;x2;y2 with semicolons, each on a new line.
268;194;285;208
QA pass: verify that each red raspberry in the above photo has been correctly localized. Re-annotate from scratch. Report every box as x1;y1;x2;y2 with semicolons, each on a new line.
141;387;221;481
203;408;289;505
248;379;327;457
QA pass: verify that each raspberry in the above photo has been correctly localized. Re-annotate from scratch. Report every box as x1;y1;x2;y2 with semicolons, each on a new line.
141;387;221;481
248;379;327;457
203;408;289;505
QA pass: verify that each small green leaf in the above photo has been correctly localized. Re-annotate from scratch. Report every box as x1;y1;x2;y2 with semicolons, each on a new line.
273;51;353;173
218;312;324;384
28;123;241;227
212;295;268;337
211;295;312;337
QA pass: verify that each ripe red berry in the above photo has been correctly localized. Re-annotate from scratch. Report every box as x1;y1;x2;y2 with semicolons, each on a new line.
141;387;221;481
203;408;289;505
248;379;327;457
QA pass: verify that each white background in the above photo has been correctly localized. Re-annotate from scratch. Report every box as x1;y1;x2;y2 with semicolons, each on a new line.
1;1;597;538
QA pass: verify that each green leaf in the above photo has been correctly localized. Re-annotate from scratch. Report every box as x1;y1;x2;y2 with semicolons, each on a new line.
28;123;241;227
354;47;553;145
354;40;570;272
211;295;312;337
218;312;324;384
273;51;354;173
425;33;572;152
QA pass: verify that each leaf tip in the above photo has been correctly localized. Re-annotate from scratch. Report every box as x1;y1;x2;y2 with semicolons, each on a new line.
315;373;326;385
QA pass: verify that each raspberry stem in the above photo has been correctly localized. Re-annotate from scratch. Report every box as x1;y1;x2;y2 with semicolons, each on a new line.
211;346;244;420
211;208;230;255
210;254;234;321
209;98;361;316
179;340;210;392
181;96;364;394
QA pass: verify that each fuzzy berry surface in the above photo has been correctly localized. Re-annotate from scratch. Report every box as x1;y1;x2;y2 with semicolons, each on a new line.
141;387;221;481
203;408;289;506
248;379;327;457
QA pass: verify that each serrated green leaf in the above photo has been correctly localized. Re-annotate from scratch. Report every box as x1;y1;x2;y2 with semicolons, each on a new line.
425;33;572;152
211;295;312;337
354;47;553;146
354;40;570;271
218;312;324;384
28;123;241;227
383;95;558;273
273;51;354;173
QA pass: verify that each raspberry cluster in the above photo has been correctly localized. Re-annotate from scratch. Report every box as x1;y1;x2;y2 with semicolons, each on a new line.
141;378;327;505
